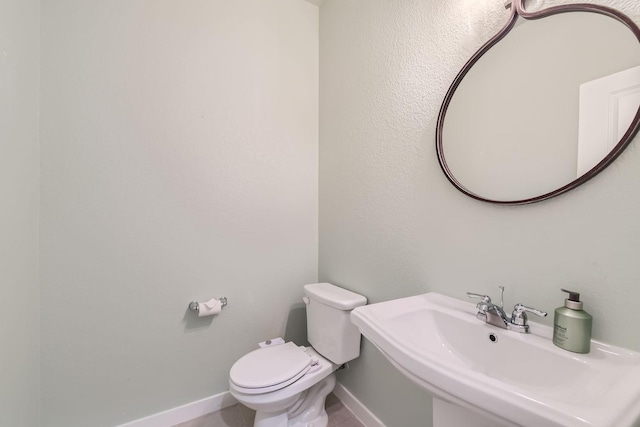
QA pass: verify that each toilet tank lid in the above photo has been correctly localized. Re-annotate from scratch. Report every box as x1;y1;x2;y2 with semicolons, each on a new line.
304;283;367;310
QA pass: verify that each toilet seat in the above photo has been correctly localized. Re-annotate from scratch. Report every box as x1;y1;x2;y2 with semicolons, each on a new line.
230;342;317;394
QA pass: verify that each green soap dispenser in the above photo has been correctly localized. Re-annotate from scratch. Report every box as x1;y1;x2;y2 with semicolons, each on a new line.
553;289;592;354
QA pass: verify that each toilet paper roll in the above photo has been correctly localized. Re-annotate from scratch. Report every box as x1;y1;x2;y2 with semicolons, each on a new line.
198;298;223;317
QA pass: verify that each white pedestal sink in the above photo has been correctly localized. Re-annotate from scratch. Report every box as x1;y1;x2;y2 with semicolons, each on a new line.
350;293;640;427
434;398;515;426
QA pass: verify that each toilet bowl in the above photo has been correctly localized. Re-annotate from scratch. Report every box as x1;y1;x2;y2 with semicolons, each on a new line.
228;283;367;427
229;344;338;427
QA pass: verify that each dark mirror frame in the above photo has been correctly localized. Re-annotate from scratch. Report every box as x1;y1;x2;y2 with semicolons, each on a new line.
436;0;640;205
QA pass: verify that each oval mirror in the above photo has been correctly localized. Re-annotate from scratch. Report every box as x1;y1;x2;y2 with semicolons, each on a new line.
436;0;640;204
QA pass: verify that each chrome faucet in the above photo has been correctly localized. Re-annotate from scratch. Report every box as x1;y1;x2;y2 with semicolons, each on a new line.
467;286;547;333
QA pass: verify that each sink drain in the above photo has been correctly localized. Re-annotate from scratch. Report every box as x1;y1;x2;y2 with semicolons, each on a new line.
488;333;498;343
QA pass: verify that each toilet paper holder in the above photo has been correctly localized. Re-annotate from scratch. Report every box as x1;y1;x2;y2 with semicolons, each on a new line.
188;297;228;314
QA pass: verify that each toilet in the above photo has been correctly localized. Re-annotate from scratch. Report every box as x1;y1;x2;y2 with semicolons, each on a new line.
229;283;367;427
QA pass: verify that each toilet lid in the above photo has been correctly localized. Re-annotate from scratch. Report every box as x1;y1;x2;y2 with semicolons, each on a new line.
230;342;312;390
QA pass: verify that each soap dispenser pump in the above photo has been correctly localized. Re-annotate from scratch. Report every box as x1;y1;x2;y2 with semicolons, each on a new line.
553;289;592;354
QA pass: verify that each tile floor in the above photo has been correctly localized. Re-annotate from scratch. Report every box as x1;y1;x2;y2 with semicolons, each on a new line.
173;393;365;427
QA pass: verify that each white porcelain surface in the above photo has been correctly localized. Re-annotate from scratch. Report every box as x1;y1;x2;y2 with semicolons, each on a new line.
230;343;312;391
305;283;367;365
229;347;337;413
350;292;640;427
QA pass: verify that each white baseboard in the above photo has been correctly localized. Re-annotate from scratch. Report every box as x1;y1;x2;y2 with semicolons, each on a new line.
333;382;386;427
116;391;238;427
117;383;381;427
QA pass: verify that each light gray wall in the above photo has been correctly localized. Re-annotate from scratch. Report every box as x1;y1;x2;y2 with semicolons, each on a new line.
0;0;40;426
39;1;318;426
319;0;640;426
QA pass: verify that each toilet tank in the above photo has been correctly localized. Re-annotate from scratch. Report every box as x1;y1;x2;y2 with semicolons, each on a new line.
304;283;367;365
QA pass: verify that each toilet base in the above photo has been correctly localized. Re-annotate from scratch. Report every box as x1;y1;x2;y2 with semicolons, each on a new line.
253;373;336;427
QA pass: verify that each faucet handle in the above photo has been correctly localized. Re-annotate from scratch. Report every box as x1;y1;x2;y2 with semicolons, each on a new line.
466;292;491;303
511;303;547;326
467;292;492;313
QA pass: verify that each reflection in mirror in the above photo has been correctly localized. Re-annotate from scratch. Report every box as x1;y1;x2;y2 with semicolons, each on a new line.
438;8;640;203
578;65;640;176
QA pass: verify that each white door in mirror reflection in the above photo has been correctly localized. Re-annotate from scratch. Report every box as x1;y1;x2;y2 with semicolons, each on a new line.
578;65;640;177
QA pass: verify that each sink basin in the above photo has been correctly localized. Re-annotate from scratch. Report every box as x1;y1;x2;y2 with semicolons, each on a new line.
350;292;640;427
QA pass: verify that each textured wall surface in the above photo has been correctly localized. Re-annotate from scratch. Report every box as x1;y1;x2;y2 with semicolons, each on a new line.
40;1;318;426
319;0;640;426
0;0;40;426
